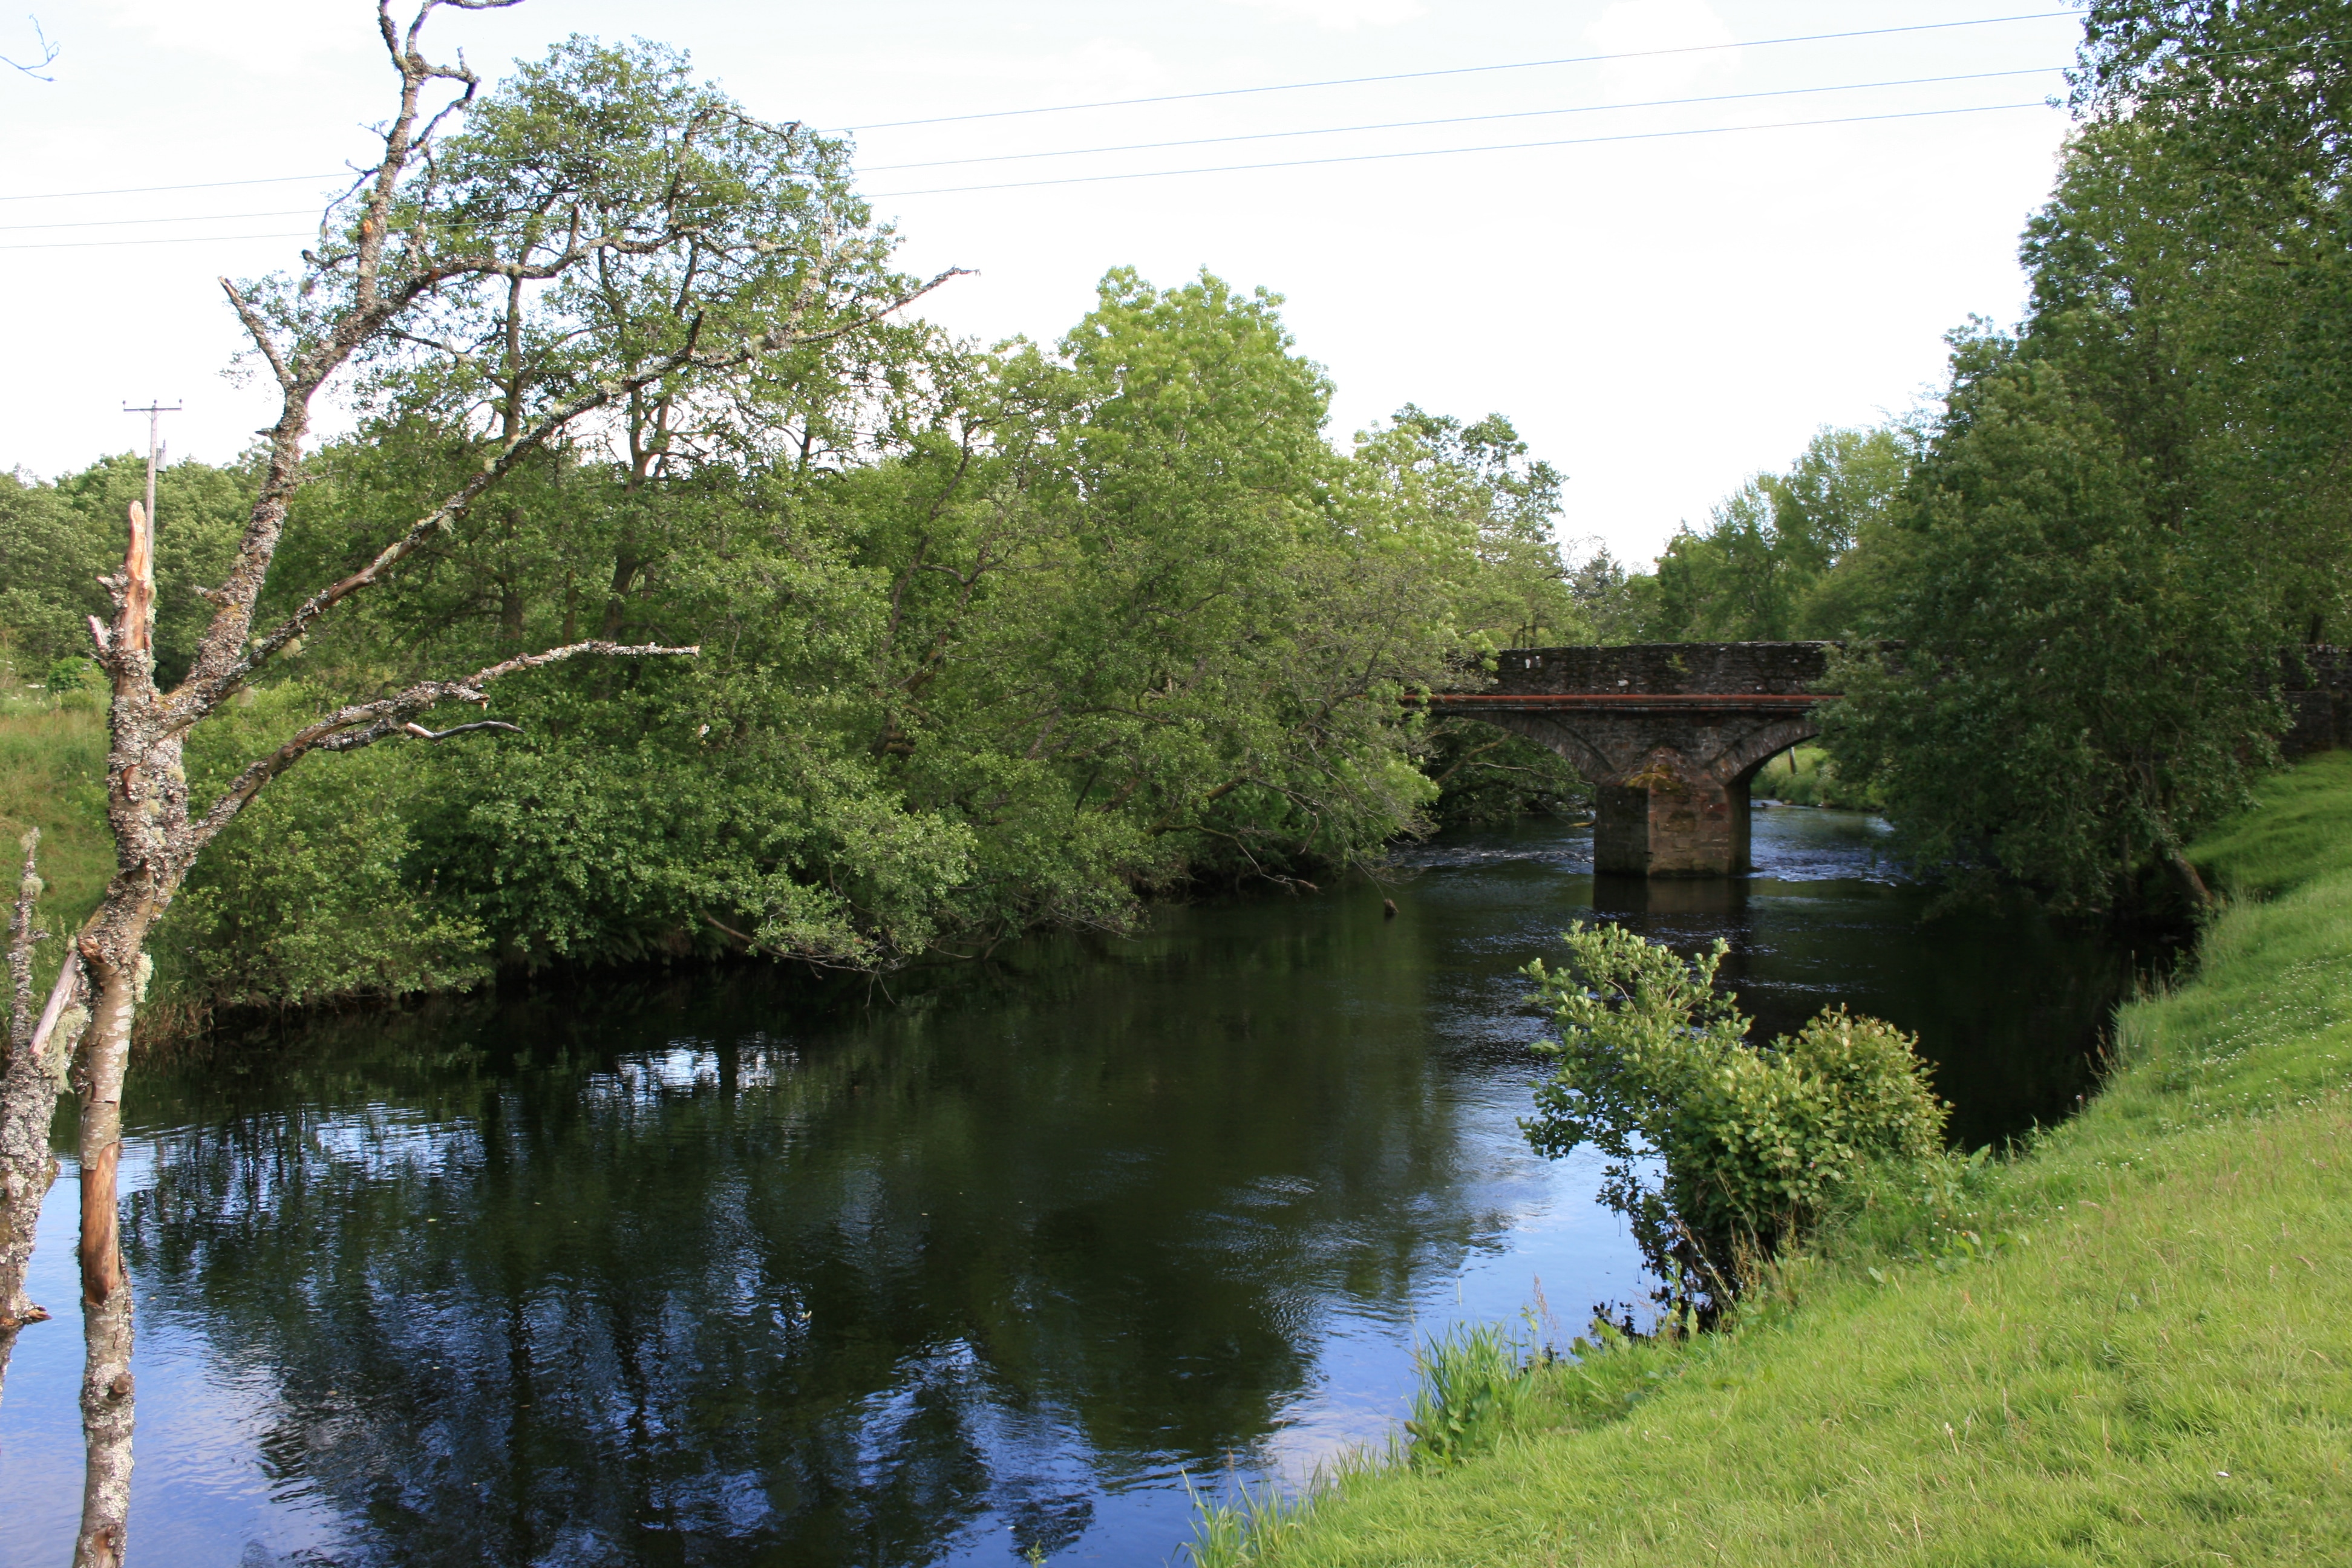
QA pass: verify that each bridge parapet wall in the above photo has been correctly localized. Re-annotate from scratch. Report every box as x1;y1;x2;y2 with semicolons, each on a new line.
1493;641;1834;698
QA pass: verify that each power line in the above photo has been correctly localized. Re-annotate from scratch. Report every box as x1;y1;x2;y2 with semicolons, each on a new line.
0;230;311;252
862;65;2066;174
837;10;2077;132
0;13;2082;207
868;100;2057;199
0;171;345;204
0;68;2065;231
0;207;319;234
1;100;2064;243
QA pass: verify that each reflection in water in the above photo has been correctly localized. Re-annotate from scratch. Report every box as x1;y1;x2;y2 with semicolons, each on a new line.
0;811;2131;1565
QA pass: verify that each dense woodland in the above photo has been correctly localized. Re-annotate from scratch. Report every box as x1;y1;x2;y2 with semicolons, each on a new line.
4;0;2350;1019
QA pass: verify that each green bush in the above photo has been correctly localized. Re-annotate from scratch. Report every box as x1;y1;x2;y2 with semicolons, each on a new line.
41;656;97;697
1522;923;1947;1304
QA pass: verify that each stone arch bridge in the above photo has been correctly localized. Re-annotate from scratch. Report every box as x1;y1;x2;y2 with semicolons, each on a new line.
1417;642;1834;877
1414;642;2352;878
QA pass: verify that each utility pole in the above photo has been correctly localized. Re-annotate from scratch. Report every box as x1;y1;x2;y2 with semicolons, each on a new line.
122;399;181;533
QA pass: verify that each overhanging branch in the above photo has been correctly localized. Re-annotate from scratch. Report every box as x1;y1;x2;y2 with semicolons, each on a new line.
188;639;697;852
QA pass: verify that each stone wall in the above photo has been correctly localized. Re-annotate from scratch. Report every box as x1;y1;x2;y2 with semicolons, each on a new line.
1491;642;1834;697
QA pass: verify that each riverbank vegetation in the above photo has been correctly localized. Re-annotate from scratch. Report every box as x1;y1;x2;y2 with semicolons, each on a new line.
1191;748;2352;1566
0;311;1587;1021
1522;924;1946;1314
1751;745;1872;812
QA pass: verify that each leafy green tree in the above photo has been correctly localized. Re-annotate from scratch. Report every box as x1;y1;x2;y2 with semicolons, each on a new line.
0;469;97;672
869;270;1463;924
0;9;946;1550
1820;3;2352;910
0;457;251;682
1824;336;2281;912
1565;544;1641;643
1625;426;1908;642
1345;405;1576;650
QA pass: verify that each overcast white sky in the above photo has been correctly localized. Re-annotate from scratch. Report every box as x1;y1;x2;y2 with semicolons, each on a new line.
0;0;2086;564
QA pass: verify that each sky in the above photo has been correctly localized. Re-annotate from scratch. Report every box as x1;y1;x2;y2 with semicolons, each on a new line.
0;0;2088;564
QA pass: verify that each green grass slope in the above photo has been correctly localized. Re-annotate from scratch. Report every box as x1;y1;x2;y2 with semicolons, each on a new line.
1220;754;2352;1567
0;702;112;987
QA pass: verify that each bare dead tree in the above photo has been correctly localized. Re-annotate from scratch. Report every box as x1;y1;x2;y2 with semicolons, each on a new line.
0;831;90;1403
0;4;958;1561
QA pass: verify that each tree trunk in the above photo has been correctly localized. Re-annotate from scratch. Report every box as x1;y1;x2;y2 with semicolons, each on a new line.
2168;846;2216;912
1;828;88;1403
71;954;141;1568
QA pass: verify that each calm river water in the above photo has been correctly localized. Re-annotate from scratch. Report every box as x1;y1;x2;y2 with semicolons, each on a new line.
0;809;2132;1566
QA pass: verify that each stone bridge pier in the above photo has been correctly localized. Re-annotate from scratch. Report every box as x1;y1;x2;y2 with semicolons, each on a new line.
1420;642;1835;877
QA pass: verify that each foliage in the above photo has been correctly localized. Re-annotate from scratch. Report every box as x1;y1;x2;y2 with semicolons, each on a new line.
1806;2;2352;910
1563;545;1643;644
0;706;110;996
1821;341;2283;913
154;687;493;1011
206;256;1570;978
1423;724;1590;824
1403;1321;1549;1469
2;230;1575;1001
1522;923;1947;1298
1622;426;1909;642
0;457;251;683
0;36;1581;1014
1342;404;1579;652
1750;745;1873;811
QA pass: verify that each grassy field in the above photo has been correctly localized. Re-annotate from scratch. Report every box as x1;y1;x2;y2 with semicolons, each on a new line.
1206;751;2352;1566
0;699;112;990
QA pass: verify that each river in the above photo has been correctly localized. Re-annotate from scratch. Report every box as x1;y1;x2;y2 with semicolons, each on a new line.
0;808;2132;1566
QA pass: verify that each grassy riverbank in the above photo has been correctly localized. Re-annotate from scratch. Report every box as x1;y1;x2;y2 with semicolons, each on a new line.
0;701;111;984
1208;750;2352;1566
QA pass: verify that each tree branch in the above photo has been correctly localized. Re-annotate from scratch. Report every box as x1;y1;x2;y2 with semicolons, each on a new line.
401;719;521;740
188;640;696;853
1;14;57;80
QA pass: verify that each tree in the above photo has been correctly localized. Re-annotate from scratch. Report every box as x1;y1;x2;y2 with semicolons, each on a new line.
0;6;950;1560
1823;333;2280;912
1624;425;1909;642
860;270;1473;922
1820;1;2352;911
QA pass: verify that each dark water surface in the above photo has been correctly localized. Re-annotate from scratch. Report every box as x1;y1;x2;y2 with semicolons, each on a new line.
0;811;2131;1566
